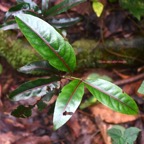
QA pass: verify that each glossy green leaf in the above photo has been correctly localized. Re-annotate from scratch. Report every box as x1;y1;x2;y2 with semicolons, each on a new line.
84;79;138;115
18;60;58;75
44;0;86;16
124;127;140;144
11;105;32;118
48;17;82;28
15;14;76;72
92;1;104;17
53;80;84;130
138;81;144;94
9;77;60;101
86;73;113;82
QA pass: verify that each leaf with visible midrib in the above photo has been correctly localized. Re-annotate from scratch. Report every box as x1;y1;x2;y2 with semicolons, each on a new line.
53;80;84;130
9;76;60;101
84;79;138;115
15;14;76;73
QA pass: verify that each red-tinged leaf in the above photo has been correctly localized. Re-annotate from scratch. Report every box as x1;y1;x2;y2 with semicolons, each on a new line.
84;79;138;115
53;80;84;130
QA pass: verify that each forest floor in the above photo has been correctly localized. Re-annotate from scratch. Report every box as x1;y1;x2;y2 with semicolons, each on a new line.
0;0;144;144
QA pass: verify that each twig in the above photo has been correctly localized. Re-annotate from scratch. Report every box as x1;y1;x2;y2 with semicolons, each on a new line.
95;116;111;144
114;73;144;86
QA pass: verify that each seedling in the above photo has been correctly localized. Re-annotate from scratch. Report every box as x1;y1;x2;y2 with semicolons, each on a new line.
107;125;140;144
9;13;138;130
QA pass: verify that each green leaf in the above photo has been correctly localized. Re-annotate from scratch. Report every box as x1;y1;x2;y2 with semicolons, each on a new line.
53;80;84;130
11;105;32;118
138;81;144;94
124;127;140;144
119;0;144;20
15;14;76;72
92;1;104;17
108;125;140;144
9;77;60;101
80;95;97;109
44;0;86;16
48;17;82;28
86;73;113;82
37;100;47;111
84;79;138;115
5;3;29;20
107;125;125;144
18;60;58;75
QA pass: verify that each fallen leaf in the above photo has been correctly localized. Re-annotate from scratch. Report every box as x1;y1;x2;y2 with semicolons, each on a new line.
89;103;138;123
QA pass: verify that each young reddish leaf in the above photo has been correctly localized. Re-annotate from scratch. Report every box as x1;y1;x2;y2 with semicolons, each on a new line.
53;80;84;130
84;79;138;115
15;14;76;72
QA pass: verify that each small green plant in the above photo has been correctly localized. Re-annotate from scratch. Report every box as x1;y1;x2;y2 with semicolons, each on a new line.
119;0;144;20
8;13;139;130
0;0;85;30
107;125;140;144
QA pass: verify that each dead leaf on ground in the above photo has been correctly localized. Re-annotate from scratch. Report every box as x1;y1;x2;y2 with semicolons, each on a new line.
89;103;138;123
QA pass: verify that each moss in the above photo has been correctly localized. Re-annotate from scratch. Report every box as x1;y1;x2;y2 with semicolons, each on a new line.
0;30;42;68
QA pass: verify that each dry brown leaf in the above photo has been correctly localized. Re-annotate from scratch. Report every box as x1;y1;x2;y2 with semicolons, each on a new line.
89;103;138;123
